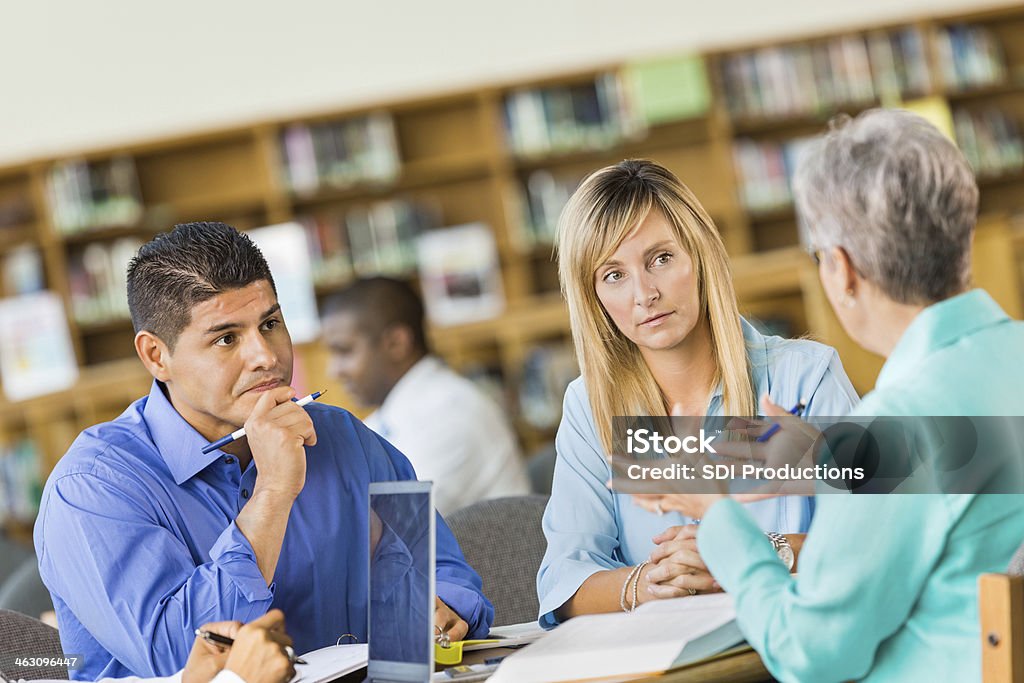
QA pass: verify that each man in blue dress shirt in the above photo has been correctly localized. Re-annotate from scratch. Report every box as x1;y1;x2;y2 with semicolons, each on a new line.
33;222;493;681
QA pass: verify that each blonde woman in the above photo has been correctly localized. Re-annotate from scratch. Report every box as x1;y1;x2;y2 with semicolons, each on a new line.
537;159;859;626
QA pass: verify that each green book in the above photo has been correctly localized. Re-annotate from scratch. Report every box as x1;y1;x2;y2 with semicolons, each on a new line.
624;54;712;125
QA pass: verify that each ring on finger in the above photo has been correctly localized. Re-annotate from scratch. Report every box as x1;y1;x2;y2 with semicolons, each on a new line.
687;587;697;596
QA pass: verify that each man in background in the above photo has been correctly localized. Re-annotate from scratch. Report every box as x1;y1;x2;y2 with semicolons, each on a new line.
322;277;530;515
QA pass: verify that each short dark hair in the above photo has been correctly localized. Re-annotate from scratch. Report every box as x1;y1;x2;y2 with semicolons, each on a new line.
127;221;277;348
322;277;428;353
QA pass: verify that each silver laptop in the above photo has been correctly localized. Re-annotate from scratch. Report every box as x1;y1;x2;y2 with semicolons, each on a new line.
366;480;435;683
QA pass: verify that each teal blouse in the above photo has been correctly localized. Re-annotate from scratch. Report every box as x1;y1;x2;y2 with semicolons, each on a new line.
698;290;1024;682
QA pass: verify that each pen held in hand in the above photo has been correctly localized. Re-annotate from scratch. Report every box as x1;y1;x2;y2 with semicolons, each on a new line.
754;399;806;443
200;390;325;454
194;628;307;665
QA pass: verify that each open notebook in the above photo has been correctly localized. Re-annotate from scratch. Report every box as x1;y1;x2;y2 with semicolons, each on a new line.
488;593;744;683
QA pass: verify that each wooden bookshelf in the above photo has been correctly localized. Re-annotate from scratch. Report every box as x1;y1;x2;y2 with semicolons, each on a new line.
1;3;1024;509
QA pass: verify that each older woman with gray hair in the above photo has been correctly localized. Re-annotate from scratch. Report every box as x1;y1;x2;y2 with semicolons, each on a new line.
628;109;1024;682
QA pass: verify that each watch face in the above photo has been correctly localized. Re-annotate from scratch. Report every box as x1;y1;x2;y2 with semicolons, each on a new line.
777;545;795;571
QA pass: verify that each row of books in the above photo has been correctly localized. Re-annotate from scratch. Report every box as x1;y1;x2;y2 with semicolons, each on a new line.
731;137;815;213
502;73;643;157
67;238;143;325
935;24;1007;92
279;114;401;196
302;208;506;326
48;157;144;234
953;107;1024;178
516;170;583;246
733;102;1023;214
718;29;931;121
300;199;440;284
0;438;42;523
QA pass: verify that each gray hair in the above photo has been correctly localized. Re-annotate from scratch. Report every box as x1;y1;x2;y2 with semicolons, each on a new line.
793;109;978;305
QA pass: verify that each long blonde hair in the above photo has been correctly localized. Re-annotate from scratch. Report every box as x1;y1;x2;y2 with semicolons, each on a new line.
557;159;755;453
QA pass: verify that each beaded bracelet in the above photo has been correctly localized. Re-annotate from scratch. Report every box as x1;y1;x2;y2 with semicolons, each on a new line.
630;560;649;612
619;562;644;612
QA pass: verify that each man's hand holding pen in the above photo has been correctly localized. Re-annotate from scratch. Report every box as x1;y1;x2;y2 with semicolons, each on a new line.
245;386;318;501
185;610;296;683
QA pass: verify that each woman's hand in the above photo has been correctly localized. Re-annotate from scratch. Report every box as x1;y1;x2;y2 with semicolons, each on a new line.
224;609;296;683
183;620;242;683
642;524;722;599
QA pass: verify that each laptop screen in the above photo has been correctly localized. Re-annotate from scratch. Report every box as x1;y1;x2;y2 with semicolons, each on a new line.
367;481;435;682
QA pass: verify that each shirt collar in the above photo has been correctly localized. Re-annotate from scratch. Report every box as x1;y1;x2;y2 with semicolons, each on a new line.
143;380;229;485
876;289;1009;390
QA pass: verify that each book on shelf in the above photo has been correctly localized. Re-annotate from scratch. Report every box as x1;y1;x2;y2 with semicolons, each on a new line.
415;223;504;326
622;54;712;126
731;136;816;214
502;72;643;157
0;437;43;524
901;96;956;141
517;169;583;247
247;223;321;345
953;106;1024;179
518;343;578;431
346;199;439;278
935;24;1007;92
67;238;143;325
2;245;45;296
47;156;144;234
719;27;932;121
297;213;353;288
279;112;400;196
0;290;78;401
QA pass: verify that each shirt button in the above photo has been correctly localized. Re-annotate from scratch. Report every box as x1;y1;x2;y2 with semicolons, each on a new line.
224;457;235;465
241;489;249;499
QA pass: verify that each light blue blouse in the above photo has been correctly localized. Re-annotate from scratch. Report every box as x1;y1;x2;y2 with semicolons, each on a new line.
537;319;860;626
698;290;1024;682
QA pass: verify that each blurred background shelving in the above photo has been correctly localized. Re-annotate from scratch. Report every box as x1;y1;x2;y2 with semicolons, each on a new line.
2;3;1024;533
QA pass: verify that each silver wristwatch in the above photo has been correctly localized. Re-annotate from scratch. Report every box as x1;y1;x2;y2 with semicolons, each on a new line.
766;532;795;571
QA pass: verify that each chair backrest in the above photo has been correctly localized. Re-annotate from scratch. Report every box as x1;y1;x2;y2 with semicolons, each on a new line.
0;609;68;680
1009;541;1024;577
445;495;549;626
0;556;55;619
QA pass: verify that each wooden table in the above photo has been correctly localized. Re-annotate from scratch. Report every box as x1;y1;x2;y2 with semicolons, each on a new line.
453;644;773;682
336;644;773;682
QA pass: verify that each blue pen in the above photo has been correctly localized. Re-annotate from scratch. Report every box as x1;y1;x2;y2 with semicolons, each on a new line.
755;399;806;442
201;390;325;454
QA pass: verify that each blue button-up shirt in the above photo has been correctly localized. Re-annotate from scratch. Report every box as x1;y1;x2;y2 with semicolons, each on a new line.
34;381;493;681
